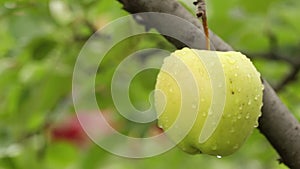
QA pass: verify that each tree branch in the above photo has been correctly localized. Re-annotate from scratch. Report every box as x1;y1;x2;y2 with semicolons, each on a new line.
275;62;300;92
117;0;300;168
117;0;232;51
259;79;300;168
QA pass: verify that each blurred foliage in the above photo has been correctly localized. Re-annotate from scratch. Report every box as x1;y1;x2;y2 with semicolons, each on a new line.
0;0;299;169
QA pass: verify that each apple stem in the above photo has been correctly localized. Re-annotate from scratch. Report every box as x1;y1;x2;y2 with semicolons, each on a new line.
194;0;210;50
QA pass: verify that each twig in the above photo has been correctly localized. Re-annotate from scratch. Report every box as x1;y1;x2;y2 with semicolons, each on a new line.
117;0;232;51
244;31;300;92
193;0;210;50
275;64;300;92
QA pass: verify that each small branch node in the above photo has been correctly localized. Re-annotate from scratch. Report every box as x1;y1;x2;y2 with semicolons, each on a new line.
194;0;210;50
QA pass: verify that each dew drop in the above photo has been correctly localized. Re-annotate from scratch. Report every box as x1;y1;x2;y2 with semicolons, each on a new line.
254;96;258;101
169;88;174;93
216;155;222;159
165;119;169;123
237;114;242;119
237;88;241;93
245;113;250;119
158;124;163;128
248;100;252;105
234;73;238;77
228;58;236;64
247;74;252;79
202;112;207;117
239;105;243;110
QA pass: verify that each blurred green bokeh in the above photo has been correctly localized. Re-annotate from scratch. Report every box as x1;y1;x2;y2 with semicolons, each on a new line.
0;0;299;169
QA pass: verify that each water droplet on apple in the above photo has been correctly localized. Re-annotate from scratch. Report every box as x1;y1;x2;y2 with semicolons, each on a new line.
169;88;174;93
247;74;252;79
234;73;238;77
237;88;241;93
237;114;242;119
248;100;252;105
239;105;243;110
245;113;250;119
228;58;236;64
254;96;258;101
216;155;222;159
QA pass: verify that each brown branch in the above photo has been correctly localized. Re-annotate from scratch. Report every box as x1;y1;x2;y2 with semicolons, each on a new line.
116;0;300;168
117;0;232;51
259;80;300;169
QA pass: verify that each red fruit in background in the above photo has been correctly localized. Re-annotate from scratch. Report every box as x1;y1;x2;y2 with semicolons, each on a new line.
50;110;119;147
51;115;88;146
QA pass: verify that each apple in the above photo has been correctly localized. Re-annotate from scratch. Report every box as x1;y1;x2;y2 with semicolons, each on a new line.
155;48;263;156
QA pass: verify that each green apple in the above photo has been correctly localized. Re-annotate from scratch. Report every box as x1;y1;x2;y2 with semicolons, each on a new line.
155;48;263;156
